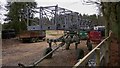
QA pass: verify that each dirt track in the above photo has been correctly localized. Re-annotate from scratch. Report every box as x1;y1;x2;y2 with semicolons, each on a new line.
2;39;48;66
2;34;97;66
38;40;92;66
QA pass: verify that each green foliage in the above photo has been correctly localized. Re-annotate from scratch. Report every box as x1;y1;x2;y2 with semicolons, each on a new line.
82;14;105;26
4;2;37;34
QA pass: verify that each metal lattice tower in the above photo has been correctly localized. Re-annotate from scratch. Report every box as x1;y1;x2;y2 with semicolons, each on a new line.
27;5;91;31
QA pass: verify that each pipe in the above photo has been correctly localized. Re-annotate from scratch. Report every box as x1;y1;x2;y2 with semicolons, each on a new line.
33;42;65;66
18;42;65;68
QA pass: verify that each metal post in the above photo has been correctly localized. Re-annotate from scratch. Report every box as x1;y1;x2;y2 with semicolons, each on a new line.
39;7;42;30
54;5;58;29
95;48;100;66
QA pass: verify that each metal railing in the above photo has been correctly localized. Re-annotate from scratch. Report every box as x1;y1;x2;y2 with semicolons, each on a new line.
73;34;111;67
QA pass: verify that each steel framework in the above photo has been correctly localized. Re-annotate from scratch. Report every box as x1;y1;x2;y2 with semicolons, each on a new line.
27;5;92;30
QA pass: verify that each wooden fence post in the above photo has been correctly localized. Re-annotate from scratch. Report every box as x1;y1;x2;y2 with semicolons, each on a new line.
95;48;100;66
105;30;112;65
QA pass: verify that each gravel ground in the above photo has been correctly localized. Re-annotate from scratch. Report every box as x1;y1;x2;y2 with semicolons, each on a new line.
2;34;97;67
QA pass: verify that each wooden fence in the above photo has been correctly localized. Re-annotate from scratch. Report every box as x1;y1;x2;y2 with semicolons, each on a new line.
73;34;111;67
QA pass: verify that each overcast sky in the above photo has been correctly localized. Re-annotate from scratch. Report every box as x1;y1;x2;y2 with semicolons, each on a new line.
35;0;98;15
0;0;98;24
